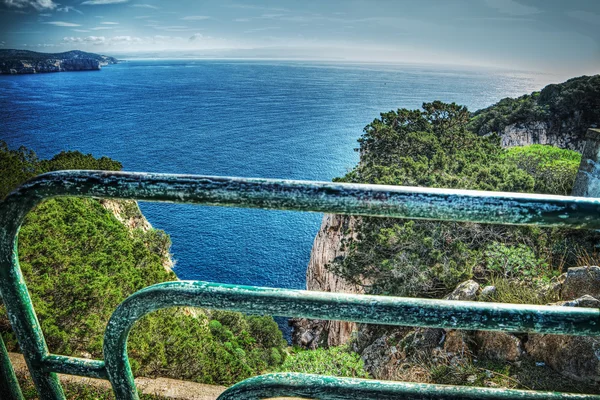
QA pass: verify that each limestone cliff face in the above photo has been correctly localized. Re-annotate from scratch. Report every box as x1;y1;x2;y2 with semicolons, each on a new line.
291;213;362;348
491;118;586;151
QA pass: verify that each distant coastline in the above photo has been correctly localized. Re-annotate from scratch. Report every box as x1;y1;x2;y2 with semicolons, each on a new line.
0;49;117;75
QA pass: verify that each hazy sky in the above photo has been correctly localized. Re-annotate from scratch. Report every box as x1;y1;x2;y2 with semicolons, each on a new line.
1;0;599;76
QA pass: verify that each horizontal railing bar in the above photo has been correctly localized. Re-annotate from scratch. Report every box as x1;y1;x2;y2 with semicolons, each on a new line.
218;372;600;400
5;170;600;229
103;281;600;399
40;355;107;379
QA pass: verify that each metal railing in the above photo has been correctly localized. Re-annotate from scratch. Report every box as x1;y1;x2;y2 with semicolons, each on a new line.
1;170;600;399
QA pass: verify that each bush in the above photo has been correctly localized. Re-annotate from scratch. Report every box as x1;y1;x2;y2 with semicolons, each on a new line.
0;143;287;385
503;145;580;195
278;345;369;378
330;102;600;299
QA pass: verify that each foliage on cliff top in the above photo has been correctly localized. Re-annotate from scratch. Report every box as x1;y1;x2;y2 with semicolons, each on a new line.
0;142;286;385
332;102;597;298
468;75;600;137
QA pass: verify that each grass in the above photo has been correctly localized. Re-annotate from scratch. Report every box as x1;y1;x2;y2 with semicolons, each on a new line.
484;275;557;305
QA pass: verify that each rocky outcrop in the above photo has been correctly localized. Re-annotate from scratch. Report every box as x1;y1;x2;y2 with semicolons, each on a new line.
291;214;362;348
0;49;117;74
525;294;600;382
558;266;600;300
100;199;174;273
100;199;152;231
474;331;523;362
492;121;585;152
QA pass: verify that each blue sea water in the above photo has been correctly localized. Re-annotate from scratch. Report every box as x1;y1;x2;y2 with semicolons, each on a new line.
0;59;551;298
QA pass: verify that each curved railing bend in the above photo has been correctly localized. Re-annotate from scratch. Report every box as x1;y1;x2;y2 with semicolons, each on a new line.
1;170;600;400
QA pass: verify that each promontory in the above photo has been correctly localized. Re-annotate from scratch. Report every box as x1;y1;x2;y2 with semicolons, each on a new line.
0;49;117;74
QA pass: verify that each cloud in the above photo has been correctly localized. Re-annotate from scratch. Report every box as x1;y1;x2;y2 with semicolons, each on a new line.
244;26;280;34
111;35;141;42
130;3;157;9
148;25;191;32
63;35;105;45
189;33;203;41
90;26;114;30
2;0;57;10
181;15;210;20
483;0;540;16
62;35;143;46
72;29;90;32
100;21;118;24
81;0;128;5
44;21;80;26
57;6;83;14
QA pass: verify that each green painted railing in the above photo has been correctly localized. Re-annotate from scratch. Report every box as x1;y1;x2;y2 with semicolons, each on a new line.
1;170;600;400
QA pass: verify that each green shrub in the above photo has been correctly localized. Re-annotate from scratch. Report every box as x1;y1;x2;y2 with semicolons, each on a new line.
330;102;600;299
278;345;369;378
503;145;580;195
0;143;286;385
484;242;551;280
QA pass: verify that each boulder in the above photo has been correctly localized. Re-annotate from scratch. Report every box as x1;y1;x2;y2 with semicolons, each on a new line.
479;285;496;299
525;295;600;382
289;318;326;350
361;333;404;379
445;280;480;301
560;266;600;300
443;330;473;356
475;331;523;362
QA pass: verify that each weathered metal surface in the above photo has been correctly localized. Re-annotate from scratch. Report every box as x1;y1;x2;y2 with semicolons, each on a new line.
218;373;600;400
40;355;107;379
0;333;24;400
3;170;600;228
102;280;600;399
2;170;600;399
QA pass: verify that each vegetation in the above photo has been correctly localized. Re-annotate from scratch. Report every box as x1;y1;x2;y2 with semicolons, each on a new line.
468;75;600;140
502;145;580;195
277;345;369;378
0;142;286;386
330;101;600;299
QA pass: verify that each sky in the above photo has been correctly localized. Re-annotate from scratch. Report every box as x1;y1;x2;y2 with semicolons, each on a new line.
0;0;599;76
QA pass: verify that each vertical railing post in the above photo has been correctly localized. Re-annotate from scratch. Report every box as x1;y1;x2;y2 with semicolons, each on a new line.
572;128;600;197
0;331;24;400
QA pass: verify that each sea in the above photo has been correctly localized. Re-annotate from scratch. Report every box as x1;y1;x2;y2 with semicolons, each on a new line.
0;59;554;334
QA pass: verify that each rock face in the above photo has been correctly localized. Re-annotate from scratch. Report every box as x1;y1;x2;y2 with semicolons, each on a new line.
291;214;362;348
526;295;600;382
559;266;600;300
492;121;585;152
0;49;117;74
100;199;174;273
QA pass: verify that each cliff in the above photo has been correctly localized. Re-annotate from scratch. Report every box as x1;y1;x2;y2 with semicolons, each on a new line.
469;75;600;151
292;89;600;390
0;49;117;74
99;199;174;273
291;214;362;348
